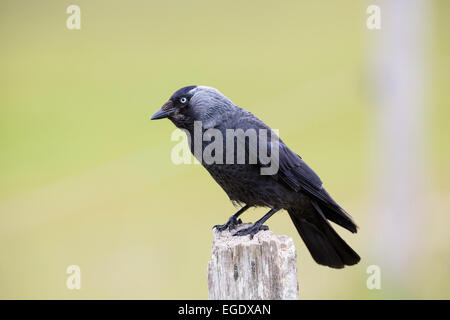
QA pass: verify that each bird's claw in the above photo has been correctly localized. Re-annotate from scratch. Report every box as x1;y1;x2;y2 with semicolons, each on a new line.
213;217;243;232
233;223;269;239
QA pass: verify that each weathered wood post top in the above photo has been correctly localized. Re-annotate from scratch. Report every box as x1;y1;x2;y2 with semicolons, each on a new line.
207;223;299;300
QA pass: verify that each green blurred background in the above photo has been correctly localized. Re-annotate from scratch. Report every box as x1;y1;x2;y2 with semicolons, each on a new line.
0;0;449;299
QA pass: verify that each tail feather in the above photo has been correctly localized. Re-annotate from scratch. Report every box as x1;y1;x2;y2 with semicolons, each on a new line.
288;201;360;268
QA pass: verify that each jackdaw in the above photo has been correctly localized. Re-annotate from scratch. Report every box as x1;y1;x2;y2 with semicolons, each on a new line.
151;85;360;268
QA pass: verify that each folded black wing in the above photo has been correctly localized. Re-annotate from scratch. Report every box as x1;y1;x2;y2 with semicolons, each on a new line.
229;108;357;232
276;143;357;233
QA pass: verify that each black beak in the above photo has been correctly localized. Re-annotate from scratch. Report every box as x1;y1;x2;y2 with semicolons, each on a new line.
151;100;175;120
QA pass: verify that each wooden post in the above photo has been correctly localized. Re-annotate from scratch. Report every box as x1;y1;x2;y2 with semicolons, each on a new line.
207;223;299;300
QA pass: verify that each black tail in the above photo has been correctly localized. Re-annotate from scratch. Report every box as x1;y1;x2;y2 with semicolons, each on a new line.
288;201;360;268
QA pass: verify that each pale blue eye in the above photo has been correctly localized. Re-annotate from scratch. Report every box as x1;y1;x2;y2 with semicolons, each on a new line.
180;97;187;104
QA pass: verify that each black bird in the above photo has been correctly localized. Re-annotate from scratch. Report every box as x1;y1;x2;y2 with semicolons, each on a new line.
151;86;360;268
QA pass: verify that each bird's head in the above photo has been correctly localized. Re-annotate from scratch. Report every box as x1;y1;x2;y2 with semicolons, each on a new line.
151;86;235;129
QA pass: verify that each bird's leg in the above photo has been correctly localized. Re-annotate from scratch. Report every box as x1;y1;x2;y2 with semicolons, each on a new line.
213;205;250;231
234;208;280;239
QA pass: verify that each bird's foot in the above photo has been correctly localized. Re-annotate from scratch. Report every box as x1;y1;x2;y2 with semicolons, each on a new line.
233;223;269;239
213;217;243;232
